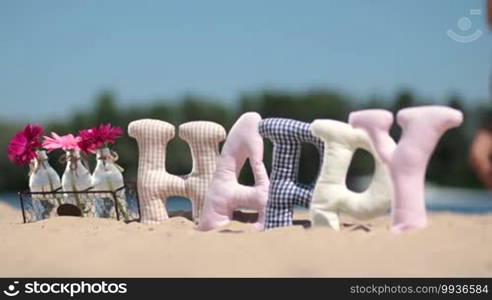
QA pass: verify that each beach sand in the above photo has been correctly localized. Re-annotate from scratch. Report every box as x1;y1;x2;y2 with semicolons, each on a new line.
0;201;491;277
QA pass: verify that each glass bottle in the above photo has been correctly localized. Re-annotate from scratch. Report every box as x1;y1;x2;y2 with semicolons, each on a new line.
91;147;129;221
61;150;94;217
29;150;62;220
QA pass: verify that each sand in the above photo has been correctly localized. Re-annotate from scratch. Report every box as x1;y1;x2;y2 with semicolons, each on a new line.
0;201;491;277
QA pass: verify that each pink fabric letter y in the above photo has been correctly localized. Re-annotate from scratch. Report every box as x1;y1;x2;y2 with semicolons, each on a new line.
349;106;463;233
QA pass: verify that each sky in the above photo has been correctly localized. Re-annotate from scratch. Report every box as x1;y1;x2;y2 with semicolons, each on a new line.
0;0;491;121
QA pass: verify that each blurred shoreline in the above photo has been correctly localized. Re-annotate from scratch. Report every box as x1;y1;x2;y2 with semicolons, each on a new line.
2;185;491;216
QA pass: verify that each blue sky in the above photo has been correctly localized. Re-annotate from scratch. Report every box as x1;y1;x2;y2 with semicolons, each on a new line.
0;0;490;121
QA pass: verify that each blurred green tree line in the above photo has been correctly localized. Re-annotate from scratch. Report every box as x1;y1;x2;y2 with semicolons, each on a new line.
0;89;490;193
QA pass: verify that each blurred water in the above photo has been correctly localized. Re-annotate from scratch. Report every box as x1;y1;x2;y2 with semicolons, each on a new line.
0;193;192;212
1;186;491;214
425;186;492;214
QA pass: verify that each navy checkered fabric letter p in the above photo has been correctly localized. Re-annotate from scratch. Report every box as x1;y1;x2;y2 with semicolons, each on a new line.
259;118;324;229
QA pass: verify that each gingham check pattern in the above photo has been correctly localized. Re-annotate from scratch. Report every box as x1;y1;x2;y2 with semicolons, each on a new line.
259;118;324;229
128;119;226;224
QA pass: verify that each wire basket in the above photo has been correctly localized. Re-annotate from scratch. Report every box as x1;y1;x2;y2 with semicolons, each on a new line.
18;182;141;223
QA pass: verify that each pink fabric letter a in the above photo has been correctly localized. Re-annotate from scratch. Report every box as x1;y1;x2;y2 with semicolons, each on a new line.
198;112;269;231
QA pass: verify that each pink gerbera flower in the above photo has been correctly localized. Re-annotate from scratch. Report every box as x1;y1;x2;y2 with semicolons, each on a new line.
78;124;123;154
7;124;44;166
78;128;98;154
42;133;81;152
94;123;123;144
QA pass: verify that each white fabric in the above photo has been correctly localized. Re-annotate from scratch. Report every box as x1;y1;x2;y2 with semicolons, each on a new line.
309;119;392;230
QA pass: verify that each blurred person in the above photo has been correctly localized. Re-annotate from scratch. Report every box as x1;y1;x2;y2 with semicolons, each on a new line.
489;0;492;28
469;1;492;189
470;115;492;189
